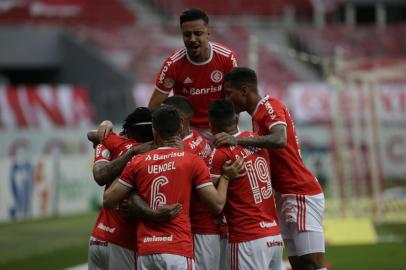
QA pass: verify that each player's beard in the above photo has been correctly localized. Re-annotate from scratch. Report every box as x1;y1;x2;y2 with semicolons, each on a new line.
187;44;201;60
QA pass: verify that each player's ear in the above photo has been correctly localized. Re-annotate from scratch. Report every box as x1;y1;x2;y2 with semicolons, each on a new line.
179;117;186;134
152;127;158;141
241;84;249;96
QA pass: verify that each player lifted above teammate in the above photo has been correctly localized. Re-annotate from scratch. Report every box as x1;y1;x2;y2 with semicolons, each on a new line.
216;67;327;270
103;105;242;270
149;8;238;136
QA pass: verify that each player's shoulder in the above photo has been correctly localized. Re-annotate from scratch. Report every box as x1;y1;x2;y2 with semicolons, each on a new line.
191;129;207;143
183;130;205;146
257;95;285;111
210;145;232;160
267;96;285;106
167;47;187;63
103;132;123;146
211;41;236;58
210;42;238;62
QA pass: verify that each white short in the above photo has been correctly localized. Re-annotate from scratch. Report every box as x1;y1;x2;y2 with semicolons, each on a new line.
229;235;283;270
194;234;228;270
88;236;135;270
137;254;194;270
275;192;325;256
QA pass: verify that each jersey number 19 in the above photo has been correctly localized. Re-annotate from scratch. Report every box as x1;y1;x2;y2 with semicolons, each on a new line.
245;157;272;204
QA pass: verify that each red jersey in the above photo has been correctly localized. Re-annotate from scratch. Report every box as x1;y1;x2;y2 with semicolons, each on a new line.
91;132;140;250
182;129;212;162
183;130;220;234
119;147;213;258
252;96;323;195
209;131;280;243
155;42;238;129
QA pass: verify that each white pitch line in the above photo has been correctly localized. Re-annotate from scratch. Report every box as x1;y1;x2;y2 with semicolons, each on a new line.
65;263;87;270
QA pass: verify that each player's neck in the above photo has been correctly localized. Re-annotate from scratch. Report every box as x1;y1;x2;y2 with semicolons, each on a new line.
247;94;262;115
159;136;182;148
181;127;192;139
188;47;210;62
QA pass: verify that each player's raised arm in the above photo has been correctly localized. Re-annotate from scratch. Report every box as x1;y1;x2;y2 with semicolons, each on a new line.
148;89;170;110
214;124;287;148
97;120;114;142
86;120;113;145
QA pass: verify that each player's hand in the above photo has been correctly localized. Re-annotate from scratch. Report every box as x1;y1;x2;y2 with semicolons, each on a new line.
221;158;246;180
87;130;99;145
119;199;137;219
152;203;183;222
214;132;237;147
97;121;113;142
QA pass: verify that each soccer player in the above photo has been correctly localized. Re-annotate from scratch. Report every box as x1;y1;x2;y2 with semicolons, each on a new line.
162;95;212;160
208;99;283;270
149;8;238;140
163;95;229;270
103;105;240;270
216;67;326;270
89;107;181;270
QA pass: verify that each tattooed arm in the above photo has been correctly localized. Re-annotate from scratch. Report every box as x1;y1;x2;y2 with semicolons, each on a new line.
93;142;155;186
93;147;137;186
214;124;287;148
120;193;182;222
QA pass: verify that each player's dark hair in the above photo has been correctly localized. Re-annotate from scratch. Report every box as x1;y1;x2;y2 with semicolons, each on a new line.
208;99;236;132
224;67;258;89
180;8;209;25
163;95;194;119
152;105;180;138
121;107;153;142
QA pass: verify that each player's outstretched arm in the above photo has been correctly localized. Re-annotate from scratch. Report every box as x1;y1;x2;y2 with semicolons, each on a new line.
148;89;169;110
87;130;98;145
120;192;182;222
97;120;113;143
214;124;287;148
86;120;113;145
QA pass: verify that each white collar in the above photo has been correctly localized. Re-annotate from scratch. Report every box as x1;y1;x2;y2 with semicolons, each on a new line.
251;96;268;116
186;42;213;65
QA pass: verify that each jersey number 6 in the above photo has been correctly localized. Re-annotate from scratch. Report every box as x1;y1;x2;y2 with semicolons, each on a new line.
150;176;169;210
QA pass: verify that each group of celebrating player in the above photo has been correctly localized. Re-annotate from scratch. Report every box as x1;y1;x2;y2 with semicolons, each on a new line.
87;8;326;270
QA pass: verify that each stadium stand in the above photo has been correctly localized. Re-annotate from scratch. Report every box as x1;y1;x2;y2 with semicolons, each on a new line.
152;0;312;16
0;0;135;28
290;24;406;59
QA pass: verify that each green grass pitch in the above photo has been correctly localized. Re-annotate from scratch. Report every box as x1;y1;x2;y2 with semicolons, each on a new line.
0;212;405;270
